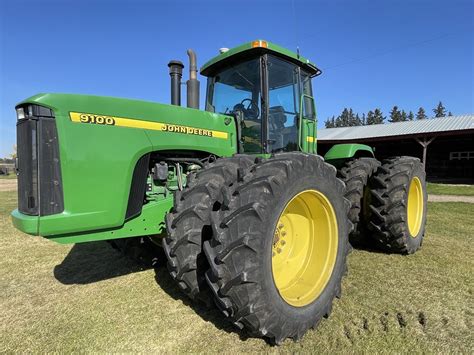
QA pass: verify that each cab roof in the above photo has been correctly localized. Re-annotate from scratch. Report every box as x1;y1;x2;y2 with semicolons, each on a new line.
200;40;321;77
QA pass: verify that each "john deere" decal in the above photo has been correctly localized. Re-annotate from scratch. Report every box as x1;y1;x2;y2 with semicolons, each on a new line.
69;112;228;139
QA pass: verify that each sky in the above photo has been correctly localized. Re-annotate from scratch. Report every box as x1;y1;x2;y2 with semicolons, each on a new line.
0;0;473;157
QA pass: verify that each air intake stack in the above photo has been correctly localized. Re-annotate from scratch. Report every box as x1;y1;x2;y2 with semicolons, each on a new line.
168;60;184;106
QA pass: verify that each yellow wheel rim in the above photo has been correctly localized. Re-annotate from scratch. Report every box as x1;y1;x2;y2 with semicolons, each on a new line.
407;177;424;237
271;189;338;307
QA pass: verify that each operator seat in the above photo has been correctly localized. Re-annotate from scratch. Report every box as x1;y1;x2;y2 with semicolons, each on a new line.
269;106;287;130
269;106;287;151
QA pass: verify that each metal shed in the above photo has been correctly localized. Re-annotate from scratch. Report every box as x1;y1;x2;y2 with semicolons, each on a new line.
318;115;474;183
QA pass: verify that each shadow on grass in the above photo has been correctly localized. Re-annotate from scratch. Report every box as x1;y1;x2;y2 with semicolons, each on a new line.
54;241;145;284
53;241;254;342
153;267;253;342
350;243;388;254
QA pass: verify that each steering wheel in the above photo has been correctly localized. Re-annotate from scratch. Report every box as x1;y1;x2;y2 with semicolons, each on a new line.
239;98;260;119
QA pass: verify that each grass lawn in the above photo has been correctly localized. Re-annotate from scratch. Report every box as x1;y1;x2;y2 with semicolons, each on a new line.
0;174;16;179
427;182;474;196
1;191;473;352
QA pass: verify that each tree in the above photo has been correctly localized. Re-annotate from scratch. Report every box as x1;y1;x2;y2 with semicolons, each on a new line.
433;101;447;118
416;107;428;120
336;108;356;127
354;113;362;126
389;106;403;122
401;110;408;121
348;108;358;126
339;108;349;127
373;108;385;124
448;111;453;116
325;116;336;128
361;113;366;125
366;110;375;125
408;111;414;120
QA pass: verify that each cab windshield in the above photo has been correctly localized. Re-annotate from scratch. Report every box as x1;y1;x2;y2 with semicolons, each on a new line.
206;57;262;153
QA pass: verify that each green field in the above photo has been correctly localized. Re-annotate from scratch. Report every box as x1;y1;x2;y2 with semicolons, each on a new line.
0;174;16;179
1;190;473;352
427;182;474;196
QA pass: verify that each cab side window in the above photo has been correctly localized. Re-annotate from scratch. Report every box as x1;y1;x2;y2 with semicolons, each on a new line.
300;71;315;120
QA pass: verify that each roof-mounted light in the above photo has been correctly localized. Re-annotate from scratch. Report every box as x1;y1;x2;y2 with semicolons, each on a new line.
16;107;26;120
251;40;268;48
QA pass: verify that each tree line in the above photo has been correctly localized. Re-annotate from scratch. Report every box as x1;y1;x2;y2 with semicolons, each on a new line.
324;101;453;128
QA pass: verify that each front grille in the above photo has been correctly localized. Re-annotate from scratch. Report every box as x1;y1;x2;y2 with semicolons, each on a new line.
17;119;38;215
16;105;64;216
38;118;64;215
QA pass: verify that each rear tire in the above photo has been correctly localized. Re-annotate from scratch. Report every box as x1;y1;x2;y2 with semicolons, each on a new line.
367;156;427;254
163;155;255;305
337;157;380;246
203;153;351;344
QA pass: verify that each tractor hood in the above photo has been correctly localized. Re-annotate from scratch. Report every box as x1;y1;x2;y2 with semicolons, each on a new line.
17;94;235;155
13;93;236;237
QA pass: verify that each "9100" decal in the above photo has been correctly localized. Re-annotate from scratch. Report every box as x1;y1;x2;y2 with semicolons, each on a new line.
79;114;116;125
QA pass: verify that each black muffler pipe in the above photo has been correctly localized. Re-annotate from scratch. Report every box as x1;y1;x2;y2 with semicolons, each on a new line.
186;49;200;109
168;60;184;106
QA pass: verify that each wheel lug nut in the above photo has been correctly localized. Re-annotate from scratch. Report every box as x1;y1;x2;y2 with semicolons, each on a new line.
278;223;284;229
281;240;286;246
277;248;282;254
281;231;286;236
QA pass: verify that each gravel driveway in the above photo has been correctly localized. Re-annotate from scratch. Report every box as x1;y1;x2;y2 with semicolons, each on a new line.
0;179;17;192
428;194;474;203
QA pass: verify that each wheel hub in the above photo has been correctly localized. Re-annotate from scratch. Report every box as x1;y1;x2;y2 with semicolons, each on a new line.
272;223;287;256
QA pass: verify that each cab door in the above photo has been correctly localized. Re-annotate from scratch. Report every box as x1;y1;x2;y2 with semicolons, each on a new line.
265;55;300;153
265;55;316;154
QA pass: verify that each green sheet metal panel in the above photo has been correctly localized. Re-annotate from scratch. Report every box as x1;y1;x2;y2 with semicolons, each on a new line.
13;93;237;238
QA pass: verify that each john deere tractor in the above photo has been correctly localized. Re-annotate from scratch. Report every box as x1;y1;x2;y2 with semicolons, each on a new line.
12;40;427;344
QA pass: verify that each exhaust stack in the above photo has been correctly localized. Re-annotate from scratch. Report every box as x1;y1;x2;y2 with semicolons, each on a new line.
168;60;184;106
186;49;200;109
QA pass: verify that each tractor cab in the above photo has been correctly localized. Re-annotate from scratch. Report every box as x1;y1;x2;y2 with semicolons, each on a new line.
201;40;321;154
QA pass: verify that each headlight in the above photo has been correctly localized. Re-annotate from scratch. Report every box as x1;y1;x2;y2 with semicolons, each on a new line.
16;107;25;120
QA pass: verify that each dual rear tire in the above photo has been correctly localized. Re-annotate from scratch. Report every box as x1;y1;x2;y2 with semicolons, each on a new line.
338;156;427;253
337;157;380;246
367;156;427;254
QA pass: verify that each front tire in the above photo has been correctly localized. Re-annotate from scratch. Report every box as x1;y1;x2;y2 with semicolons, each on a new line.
163;156;254;304
204;153;351;344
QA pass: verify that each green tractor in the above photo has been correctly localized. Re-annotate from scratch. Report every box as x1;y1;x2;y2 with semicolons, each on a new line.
12;40;427;344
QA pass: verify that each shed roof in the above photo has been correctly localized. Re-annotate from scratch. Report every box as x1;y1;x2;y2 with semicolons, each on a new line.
318;115;474;142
